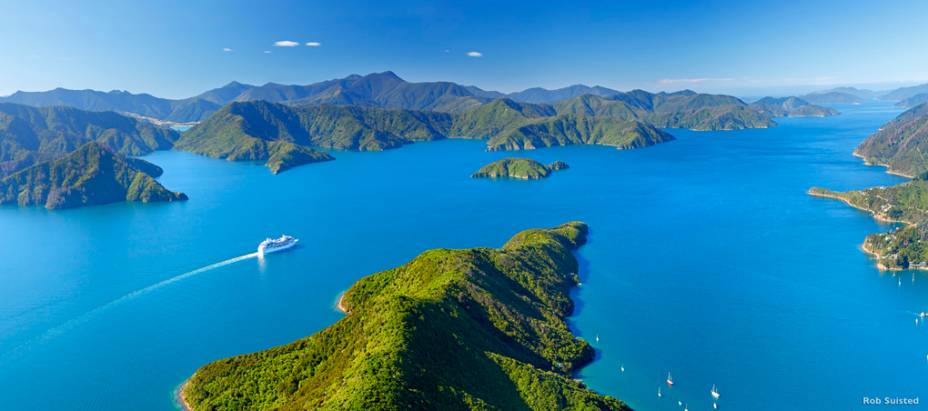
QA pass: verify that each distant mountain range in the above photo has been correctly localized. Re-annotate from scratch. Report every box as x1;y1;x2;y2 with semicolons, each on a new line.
798;84;928;105
1;71;867;124
896;93;928;109
749;97;839;117
800;91;865;105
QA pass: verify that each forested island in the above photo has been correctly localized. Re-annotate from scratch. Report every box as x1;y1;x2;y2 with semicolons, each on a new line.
181;222;629;410
472;158;568;179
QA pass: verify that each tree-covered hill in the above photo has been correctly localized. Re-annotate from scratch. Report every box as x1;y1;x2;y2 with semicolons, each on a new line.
0;142;187;209
854;103;928;177
182;222;629;410
472;158;568;180
177;100;674;172
0;103;179;176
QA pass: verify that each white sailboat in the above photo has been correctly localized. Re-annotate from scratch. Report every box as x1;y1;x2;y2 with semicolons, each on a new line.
666;372;674;387
711;384;720;400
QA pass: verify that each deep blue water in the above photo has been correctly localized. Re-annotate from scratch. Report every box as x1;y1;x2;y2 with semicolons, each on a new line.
1;103;925;410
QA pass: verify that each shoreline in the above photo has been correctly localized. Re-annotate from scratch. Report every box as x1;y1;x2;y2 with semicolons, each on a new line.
807;189;914;226
176;380;192;411
336;292;348;314
851;151;915;179
809;188;926;272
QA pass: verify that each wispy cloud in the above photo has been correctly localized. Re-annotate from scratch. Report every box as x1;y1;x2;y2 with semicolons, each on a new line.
466;51;482;58
264;50;272;54
273;40;300;47
222;48;233;52
305;41;322;47
658;77;733;85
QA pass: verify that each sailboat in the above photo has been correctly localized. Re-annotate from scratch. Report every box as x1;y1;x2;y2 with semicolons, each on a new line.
711;384;720;400
657;386;662;397
666;372;674;387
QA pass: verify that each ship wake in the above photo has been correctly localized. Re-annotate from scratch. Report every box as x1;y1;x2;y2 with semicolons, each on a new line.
6;252;260;357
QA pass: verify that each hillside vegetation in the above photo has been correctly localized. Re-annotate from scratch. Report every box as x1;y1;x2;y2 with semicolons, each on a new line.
0;142;187;209
183;222;628;410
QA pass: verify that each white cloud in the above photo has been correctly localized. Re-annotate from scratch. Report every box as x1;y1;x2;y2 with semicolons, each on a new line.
273;40;300;47
264;50;272;54
222;48;233;52
305;41;322;47
466;51;482;58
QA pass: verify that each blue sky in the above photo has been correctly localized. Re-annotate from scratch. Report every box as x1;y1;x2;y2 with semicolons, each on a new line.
0;0;925;98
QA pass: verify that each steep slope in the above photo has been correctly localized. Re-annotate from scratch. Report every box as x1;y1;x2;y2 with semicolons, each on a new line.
182;222;628;411
487;115;675;151
451;99;556;138
897;93;928;109
0;103;179;176
748;97;839;117
0;142;186;209
854;103;928;177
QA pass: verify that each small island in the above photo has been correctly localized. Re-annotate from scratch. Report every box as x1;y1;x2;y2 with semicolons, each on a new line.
181;222;628;410
471;158;568;180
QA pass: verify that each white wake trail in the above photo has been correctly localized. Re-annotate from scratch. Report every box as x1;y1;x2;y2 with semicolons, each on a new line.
33;252;260;342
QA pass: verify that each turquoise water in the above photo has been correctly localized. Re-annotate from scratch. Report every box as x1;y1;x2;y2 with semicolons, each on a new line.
1;103;925;410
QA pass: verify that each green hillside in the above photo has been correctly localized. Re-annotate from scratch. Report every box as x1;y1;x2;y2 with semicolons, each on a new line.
0;103;178;176
854;103;928;177
810;180;928;270
0;142;187;209
182;222;628;410
178;100;674;172
555;91;776;130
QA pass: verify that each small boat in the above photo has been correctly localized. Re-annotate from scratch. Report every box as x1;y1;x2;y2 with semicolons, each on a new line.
619;364;625;373
711;384;720;400
713;402;719;410
657;386;662;397
666;372;674;387
684;404;689;411
595;334;600;342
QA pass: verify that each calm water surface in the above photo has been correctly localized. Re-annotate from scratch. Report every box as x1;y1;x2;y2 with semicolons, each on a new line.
0;103;925;410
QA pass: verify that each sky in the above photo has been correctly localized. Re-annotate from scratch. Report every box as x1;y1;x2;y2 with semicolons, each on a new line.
0;0;926;98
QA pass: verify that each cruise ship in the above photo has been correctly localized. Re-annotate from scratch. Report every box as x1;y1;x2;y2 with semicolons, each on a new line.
258;235;298;257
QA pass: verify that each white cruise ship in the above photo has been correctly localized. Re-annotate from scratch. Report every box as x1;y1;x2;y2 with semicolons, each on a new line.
257;235;298;257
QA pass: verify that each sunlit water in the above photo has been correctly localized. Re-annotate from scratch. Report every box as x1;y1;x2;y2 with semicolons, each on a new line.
0;103;924;410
